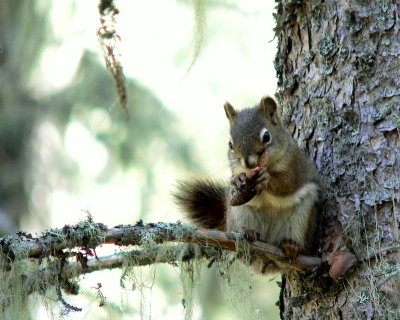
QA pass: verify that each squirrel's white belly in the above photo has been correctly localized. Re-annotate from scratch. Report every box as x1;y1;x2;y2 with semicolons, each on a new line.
228;184;318;248
228;206;306;247
246;182;319;210
230;182;318;245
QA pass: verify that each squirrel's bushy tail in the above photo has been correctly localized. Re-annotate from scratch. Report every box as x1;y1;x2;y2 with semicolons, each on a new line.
173;179;226;230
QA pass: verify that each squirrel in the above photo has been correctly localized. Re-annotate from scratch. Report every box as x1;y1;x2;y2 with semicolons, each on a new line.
174;97;322;273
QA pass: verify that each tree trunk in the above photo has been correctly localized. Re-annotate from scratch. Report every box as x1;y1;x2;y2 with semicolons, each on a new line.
275;0;400;319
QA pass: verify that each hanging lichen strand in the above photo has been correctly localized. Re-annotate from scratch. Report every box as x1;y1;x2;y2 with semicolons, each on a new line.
183;0;207;78
97;0;128;118
0;217;105;317
0;216;294;318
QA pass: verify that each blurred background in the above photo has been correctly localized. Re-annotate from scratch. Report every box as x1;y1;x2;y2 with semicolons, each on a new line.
0;0;279;318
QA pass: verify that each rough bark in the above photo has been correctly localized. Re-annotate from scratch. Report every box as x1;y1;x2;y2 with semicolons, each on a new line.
275;0;400;319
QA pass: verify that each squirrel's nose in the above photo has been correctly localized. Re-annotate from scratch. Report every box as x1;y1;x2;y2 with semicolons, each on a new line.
244;155;258;169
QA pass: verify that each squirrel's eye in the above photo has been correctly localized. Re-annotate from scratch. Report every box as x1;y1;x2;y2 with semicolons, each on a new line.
260;128;271;144
228;140;233;150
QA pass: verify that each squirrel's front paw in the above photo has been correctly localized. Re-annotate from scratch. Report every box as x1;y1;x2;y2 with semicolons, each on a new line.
230;173;258;206
241;228;260;243
252;168;269;194
230;169;269;206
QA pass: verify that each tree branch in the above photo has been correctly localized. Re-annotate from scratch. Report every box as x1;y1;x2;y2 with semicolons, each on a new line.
2;221;322;272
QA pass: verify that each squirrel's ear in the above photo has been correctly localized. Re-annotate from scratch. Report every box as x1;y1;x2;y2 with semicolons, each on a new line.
224;102;237;121
259;97;277;117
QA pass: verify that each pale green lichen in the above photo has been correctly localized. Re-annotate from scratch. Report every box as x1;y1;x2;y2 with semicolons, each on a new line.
0;215;110;318
180;256;202;320
184;0;206;77
217;252;260;319
0;218;264;319
118;223;260;319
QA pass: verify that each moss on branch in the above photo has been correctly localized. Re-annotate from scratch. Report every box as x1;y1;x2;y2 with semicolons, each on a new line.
0;218;323;316
1;219;321;271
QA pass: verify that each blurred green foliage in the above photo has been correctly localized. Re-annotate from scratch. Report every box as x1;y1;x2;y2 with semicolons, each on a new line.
0;0;196;232
0;1;280;319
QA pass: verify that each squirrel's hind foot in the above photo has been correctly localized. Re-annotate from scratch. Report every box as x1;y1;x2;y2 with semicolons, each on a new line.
280;240;301;260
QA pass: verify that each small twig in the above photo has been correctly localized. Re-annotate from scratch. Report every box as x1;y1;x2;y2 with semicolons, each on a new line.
377;268;400;288
56;284;82;313
366;244;400;261
92;283;106;307
97;0;128;118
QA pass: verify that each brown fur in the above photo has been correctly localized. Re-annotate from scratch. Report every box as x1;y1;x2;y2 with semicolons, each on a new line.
266;145;319;196
226;97;320;270
173;179;226;230
174;97;321;274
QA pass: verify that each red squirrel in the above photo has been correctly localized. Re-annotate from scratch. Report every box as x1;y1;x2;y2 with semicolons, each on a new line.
174;97;321;273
